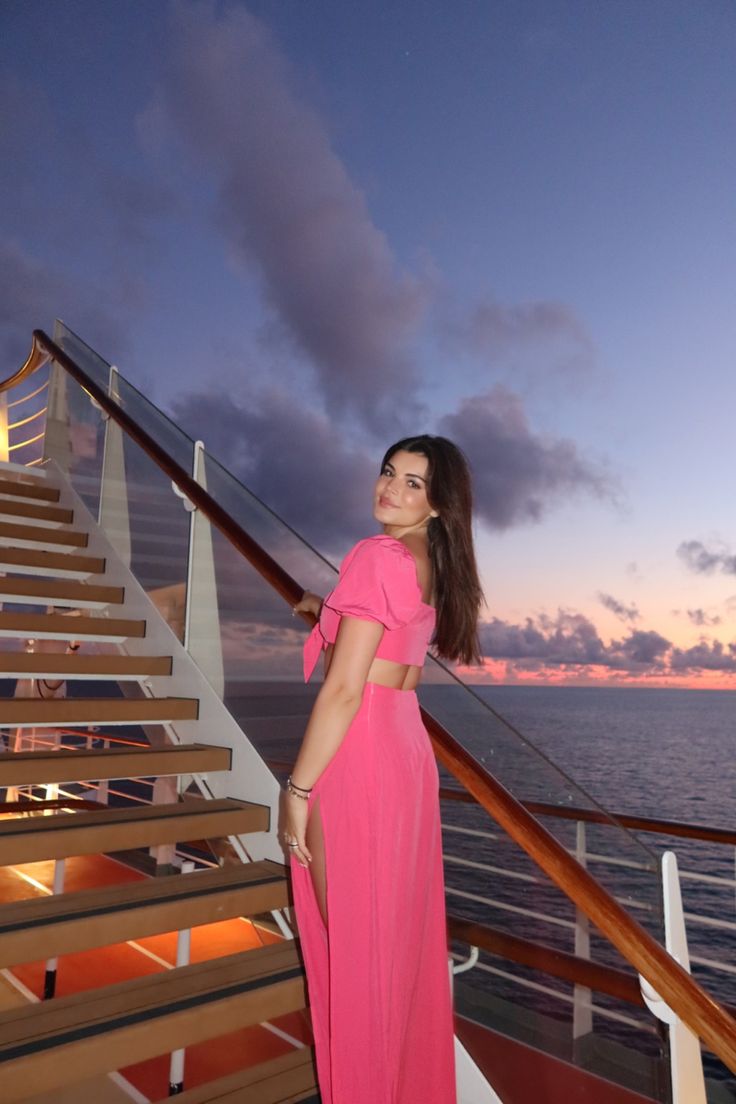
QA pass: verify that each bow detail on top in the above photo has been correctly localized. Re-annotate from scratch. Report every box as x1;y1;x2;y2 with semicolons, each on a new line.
303;620;327;683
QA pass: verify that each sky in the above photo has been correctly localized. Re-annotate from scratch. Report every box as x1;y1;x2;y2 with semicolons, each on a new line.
1;0;735;688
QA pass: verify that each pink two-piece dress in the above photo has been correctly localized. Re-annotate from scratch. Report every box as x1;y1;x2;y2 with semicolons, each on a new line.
291;535;457;1104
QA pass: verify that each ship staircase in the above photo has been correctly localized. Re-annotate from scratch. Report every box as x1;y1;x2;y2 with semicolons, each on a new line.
0;324;733;1104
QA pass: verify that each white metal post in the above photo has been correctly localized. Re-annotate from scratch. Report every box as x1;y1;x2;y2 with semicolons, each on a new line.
168;861;194;1095
96;735;110;805
639;851;707;1104
573;819;593;1040
172;439;225;698
43;858;66;998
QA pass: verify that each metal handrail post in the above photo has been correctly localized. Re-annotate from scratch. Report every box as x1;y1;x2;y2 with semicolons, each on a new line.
640;852;707;1104
573;819;593;1042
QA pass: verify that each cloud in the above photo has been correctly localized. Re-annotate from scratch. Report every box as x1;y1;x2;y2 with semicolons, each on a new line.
669;640;736;673
143;0;427;430
171;387;376;553
447;297;595;382
677;540;736;576
438;386;615;528
479;609;736;675
480;610;669;670
686;608;722;628
598;592;640;623
96;169;178;247
0;240;127;368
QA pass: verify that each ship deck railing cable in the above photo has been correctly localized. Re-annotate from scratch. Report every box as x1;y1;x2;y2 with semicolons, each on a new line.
3;328;736;1074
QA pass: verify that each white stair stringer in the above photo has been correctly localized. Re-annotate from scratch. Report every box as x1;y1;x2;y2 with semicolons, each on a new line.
456;1036;505;1104
24;459;284;867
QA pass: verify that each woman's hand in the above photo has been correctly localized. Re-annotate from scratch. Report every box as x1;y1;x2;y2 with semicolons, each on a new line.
293;590;323;619
283;792;312;867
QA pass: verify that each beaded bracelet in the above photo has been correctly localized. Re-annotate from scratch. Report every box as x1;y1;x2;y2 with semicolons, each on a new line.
286;776;312;800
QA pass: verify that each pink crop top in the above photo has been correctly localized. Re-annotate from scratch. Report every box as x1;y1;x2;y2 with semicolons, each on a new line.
303;535;436;682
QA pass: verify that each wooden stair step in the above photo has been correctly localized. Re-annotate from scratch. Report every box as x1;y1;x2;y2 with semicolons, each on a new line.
0;942;305;1102
0;741;224;786
0;477;59;503
0;611;145;641
0;696;198;727
0;798;269;865
0;576;123;608
0;546;105;578
0;521;88;549
0;859;288;966
0;499;73;525
0;651;172;679
173;1048;317;1104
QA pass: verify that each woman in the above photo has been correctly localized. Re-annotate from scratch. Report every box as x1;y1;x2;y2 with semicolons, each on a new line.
284;434;484;1104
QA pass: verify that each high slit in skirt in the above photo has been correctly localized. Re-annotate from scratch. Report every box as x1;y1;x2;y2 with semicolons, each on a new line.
290;682;457;1104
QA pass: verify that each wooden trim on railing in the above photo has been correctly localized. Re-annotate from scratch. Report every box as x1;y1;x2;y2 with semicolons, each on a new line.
447;913;645;1008
448;913;736;1025
0;340;50;394
9;330;736;1073
439;787;736;846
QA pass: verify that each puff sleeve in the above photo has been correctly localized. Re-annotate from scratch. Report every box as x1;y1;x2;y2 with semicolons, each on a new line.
325;537;422;628
302;537;422;682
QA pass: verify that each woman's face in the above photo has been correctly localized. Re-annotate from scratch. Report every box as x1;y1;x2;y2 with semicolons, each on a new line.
373;450;435;531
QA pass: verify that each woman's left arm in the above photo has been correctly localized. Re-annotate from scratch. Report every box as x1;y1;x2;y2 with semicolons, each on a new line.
284;615;383;864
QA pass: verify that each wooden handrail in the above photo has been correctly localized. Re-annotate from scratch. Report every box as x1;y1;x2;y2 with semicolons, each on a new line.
440;788;736;846
0;341;49;395
447;913;645;1007
7;330;736;1072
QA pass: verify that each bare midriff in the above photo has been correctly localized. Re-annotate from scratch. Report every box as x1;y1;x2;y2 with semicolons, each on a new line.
323;646;422;691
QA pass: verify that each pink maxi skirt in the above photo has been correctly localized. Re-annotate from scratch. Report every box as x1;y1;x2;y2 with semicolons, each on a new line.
291;682;456;1104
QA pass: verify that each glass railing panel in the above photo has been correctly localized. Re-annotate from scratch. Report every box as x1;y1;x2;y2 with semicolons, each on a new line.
202;449;340;597
113;373;196;474
117;425;192;606
46;360;107;517
201;517;322;757
55;319;196;474
52;319;112;390
190;450;339;735
450;918;667;1100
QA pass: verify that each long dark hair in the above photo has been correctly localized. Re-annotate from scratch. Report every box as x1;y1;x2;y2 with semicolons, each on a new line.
380;435;484;665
